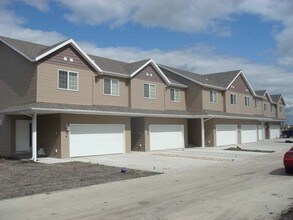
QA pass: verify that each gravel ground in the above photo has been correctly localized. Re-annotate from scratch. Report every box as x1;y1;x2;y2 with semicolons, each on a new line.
0;159;158;200
279;205;293;220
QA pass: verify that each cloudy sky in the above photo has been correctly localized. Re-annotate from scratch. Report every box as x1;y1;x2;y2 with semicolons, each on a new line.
1;0;292;123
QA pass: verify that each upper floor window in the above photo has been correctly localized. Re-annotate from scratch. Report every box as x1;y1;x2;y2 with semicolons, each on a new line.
245;96;250;107
170;89;180;102
255;99;260;109
271;105;274;112
230;94;237;105
104;78;119;96
279;106;283;113
210;90;217;103
58;70;78;91
264;103;268;112
144;83;156;99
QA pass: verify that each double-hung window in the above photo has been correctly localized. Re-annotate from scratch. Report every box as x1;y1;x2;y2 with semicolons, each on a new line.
104;78;119;96
144;83;156;99
170;89;180;102
264;103;268;112
279;106;282;113
210;90;217;103
58;70;78;91
255;99;260;108
245;96;250;107
230;94;237;105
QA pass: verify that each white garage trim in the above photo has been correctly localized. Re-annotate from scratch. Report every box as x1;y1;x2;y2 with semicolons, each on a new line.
69;124;125;157
216;124;238;146
241;125;257;144
258;125;264;141
149;124;184;151
269;125;280;139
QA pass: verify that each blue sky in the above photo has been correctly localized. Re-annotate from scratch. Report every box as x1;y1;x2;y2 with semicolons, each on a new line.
0;0;292;123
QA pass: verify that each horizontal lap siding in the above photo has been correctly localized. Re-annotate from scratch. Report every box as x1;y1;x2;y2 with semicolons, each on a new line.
0;42;37;110
165;88;186;111
202;89;224;112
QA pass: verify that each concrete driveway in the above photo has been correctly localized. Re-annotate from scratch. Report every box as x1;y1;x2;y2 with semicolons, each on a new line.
1;139;293;220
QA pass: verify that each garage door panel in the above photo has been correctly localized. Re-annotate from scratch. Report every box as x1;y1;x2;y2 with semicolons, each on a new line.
241;125;257;144
270;125;280;139
216;124;237;146
150;125;184;151
70;124;124;157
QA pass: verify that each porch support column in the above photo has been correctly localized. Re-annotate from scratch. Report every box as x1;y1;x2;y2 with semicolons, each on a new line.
262;121;265;140
32;113;37;162
201;117;205;147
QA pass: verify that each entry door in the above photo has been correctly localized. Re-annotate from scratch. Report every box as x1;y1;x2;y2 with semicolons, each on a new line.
16;120;31;152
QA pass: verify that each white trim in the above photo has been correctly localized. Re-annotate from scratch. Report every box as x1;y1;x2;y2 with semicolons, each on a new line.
103;78;120;96
35;39;102;72
209;90;218;104
144;83;156;99
170;88;180;102
226;71;257;96
57;69;79;91
244;96;250;107
230;93;237;105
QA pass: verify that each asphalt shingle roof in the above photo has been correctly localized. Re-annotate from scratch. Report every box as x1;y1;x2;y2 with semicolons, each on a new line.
255;90;267;97
270;94;282;103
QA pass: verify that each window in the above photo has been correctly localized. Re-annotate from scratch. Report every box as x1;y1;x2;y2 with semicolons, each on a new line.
255;99;260;109
104;78;119;96
279;106;283;113
245;96;250;107
271;105;274;112
58;70;78;91
170;89;180;102
230;94;237;105
264;103;268;112
210;90;217;103
144;83;156;99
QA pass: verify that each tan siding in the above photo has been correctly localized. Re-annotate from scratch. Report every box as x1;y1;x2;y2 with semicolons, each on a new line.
202;89;224;111
60;114;131;158
39;45;95;71
228;75;253;95
0;42;37;110
165;88;186;111
162;69;202;111
277;104;286;119
144;117;188;151
0;116;11;156
37;63;95;105
253;98;263;116
131;64;166;110
37;114;61;158
95;76;129;107
225;91;255;115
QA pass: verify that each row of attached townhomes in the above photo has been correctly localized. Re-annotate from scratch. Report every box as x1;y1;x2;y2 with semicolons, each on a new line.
0;36;286;160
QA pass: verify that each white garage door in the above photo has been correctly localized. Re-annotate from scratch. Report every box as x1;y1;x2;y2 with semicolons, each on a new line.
241;125;257;143
216;124;237;146
150;125;184;151
270;125;280;139
258;126;263;141
69;124;125;157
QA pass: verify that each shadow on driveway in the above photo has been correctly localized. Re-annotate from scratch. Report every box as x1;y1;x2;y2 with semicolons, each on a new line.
269;168;292;176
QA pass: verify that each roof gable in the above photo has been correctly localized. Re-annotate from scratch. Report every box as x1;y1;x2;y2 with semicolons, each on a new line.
132;63;167;85
227;73;255;96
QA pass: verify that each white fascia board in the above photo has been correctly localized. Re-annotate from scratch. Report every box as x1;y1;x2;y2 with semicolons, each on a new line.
130;59;152;77
264;91;274;103
100;70;130;78
226;71;257;96
30;107;204;119
169;83;188;89
0;39;34;62
35;39;103;72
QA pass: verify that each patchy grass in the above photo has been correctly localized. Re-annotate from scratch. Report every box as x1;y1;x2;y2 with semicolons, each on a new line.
0;159;158;200
225;146;275;153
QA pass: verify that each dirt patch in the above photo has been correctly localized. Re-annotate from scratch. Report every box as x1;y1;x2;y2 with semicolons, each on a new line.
0;160;158;200
279;205;293;220
225;146;275;153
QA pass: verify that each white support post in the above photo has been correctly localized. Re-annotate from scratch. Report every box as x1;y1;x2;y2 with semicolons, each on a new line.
32;113;37;162
201;117;205;147
262;121;265;140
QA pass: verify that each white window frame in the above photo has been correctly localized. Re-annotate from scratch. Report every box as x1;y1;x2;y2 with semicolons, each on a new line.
271;105;274;112
144;83;156;99
264;103;268;112
279;106;282;113
170;88;180;102
57;69;79;91
245;96;250;107
255;99;260;109
210;90;217;103
230;93;237;105
103;78;119;96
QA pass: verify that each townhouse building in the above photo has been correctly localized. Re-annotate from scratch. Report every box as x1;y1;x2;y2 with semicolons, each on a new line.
0;36;286;160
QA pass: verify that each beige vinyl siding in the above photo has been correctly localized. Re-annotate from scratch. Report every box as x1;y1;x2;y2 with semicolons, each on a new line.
165;88;186;111
161;69;202;111
95;75;129;107
0;42;37;110
37;63;95;105
277;104;286;119
202;89;224;111
254;98;263;116
37;114;61;158
225;92;255;115
144;117;188;151
130;64;166;110
60;114;131;158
